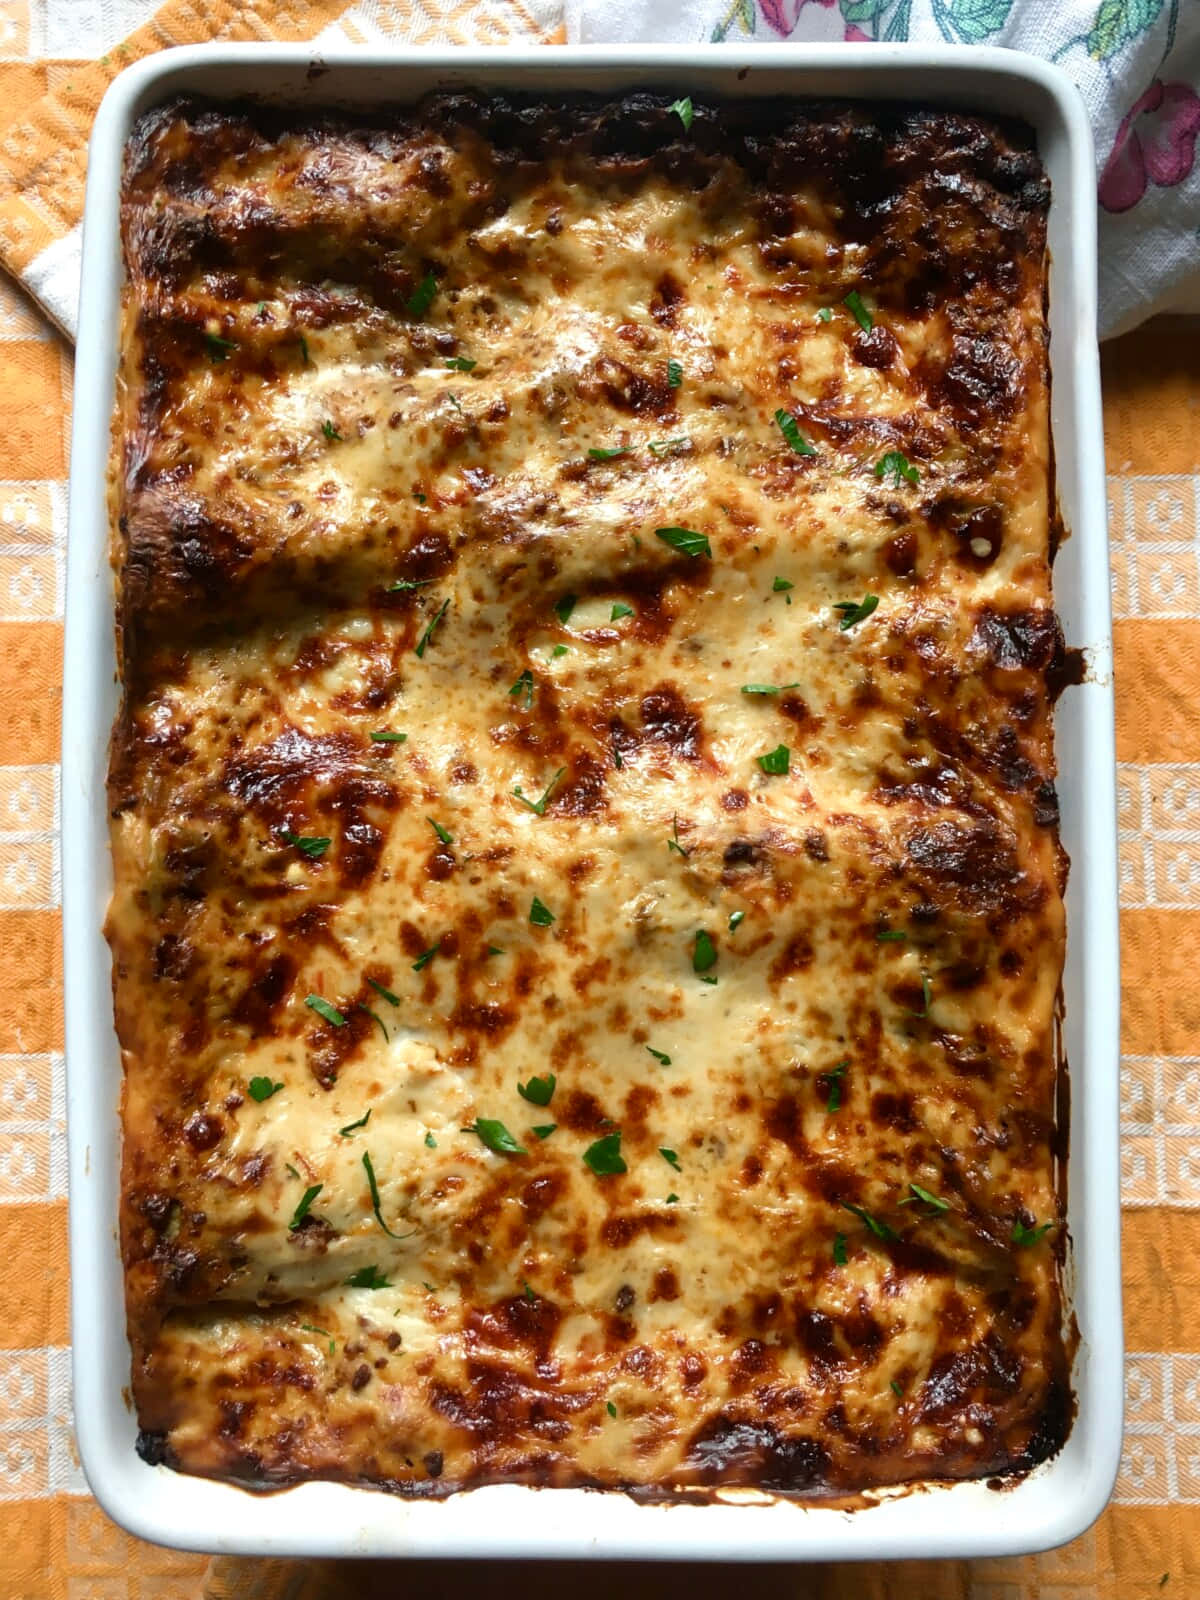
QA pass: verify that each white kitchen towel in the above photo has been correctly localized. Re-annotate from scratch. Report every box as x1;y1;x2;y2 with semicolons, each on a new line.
565;0;1200;338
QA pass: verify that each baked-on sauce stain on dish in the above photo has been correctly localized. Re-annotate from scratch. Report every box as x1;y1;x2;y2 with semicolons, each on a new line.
108;92;1072;1499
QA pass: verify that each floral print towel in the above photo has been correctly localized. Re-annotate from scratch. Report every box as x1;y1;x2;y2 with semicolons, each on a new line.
565;0;1200;338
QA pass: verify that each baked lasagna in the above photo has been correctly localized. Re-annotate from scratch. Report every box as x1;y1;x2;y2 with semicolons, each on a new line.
108;92;1072;1498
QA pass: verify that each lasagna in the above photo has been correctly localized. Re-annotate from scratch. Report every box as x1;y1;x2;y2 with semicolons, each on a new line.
108;92;1072;1499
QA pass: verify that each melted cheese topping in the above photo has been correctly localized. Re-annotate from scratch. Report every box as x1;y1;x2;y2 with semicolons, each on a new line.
109;95;1070;1498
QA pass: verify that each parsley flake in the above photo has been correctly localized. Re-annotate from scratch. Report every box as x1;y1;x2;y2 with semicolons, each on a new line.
890;1379;904;1398
660;1147;681;1171
205;333;237;362
517;1073;556;1107
445;356;476;372
611;601;635;621
529;896;555;927
412;941;441;972
728;910;746;933
667;814;690;858
282;830;330;860
414;597;450;657
339;1110;371;1136
656;526;710;558
692;930;717;974
648;437;688;457
903;1182;950;1212
552;644;569;658
666;1193;680;1204
370;730;408;743
289;1183;323;1230
509;668;535;708
1012;1218;1053;1247
741;682;800;696
362;1150;414;1239
839;1200;897;1242
584;1131;627;1177
346;1265;391;1289
834;594;878;630
425;1131;436;1148
668;96;694;131
607;1400;618;1418
876;929;906;942
389;577;435;592
322;419;342;441
366;977;400;1006
513;768;565;816
667;357;683;388
875;450;920;488
465;1117;526;1156
407;271;437;319
843;289;873;332
555;594;577;624
817;306;833;323
301;1322;335;1355
772;575;794;597
305;994;346;1027
825;1060;849;1113
775;407;816;457
589;445;629;461
833;1232;848;1266
757;744;791;776
646;1045;672;1065
532;1124;556;1139
905;972;934;1020
523;1280;537;1302
248;1077;283;1103
360;1004;388;1042
427;817;453;847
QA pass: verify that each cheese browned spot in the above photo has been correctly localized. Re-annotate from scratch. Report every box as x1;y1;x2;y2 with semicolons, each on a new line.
110;93;1071;1498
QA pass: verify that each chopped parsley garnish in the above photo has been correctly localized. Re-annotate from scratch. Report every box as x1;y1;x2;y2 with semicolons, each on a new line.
611;602;635;622
646;1045;672;1065
509;668;535;708
322;419;342;441
414;597;450;658
425;1131;436;1148
772;576;794;599
817;306;833;323
427;817;453;847
445;356;476;372
876;929;906;942
301;1322;335;1355
305;994;346;1027
465;1117;526;1156
286;1162;301;1180
741;682;800;696
660;1147;681;1171
288;1183;323;1230
903;1182;950;1212
486;944;504;957
667;357;683;388
532;1124;557;1140
346;1265;391;1289
612;742;624;769
834;594;879;630
282;830;330;859
692;930;717;974
298;335;310;365
517;1073;556;1107
370;730;408;743
656;526;710;558
607;1400;618;1418
389;577;435;592
832;1232;848;1265
839;1200;897;1242
843;289;873;332
205;333;237;362
362;1150;414;1239
825;1060;849;1113
367;977;400;1006
757;744;791;776
529;896;555;927
589;446;629;461
667;814;690;858
668;96;694;131
555;594;577;624
339;1109;371;1136
906;972;934;1019
553;644;570;658
666;1193;680;1205
524;1280;537;1302
248;1077;283;1102
407;271;437;319
648;437;688;456
890;1379;904;1398
584;1131;627;1177
728;910;745;933
875;450;920;487
412;941;441;972
513;768;565;816
360;1004;388;1042
1012;1218;1053;1247
774;407;816;457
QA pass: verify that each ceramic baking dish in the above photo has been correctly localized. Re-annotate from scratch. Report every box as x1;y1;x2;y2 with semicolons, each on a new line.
62;42;1121;1561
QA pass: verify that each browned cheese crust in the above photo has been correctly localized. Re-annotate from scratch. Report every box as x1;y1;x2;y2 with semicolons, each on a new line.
108;93;1071;1500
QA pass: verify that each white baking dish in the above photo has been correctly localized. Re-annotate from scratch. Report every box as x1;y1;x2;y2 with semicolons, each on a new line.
63;42;1121;1562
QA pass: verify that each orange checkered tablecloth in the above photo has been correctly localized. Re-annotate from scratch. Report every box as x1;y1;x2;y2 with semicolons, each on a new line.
0;3;1195;1595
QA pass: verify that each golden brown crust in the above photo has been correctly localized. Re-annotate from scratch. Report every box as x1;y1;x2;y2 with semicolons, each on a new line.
109;92;1070;1499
